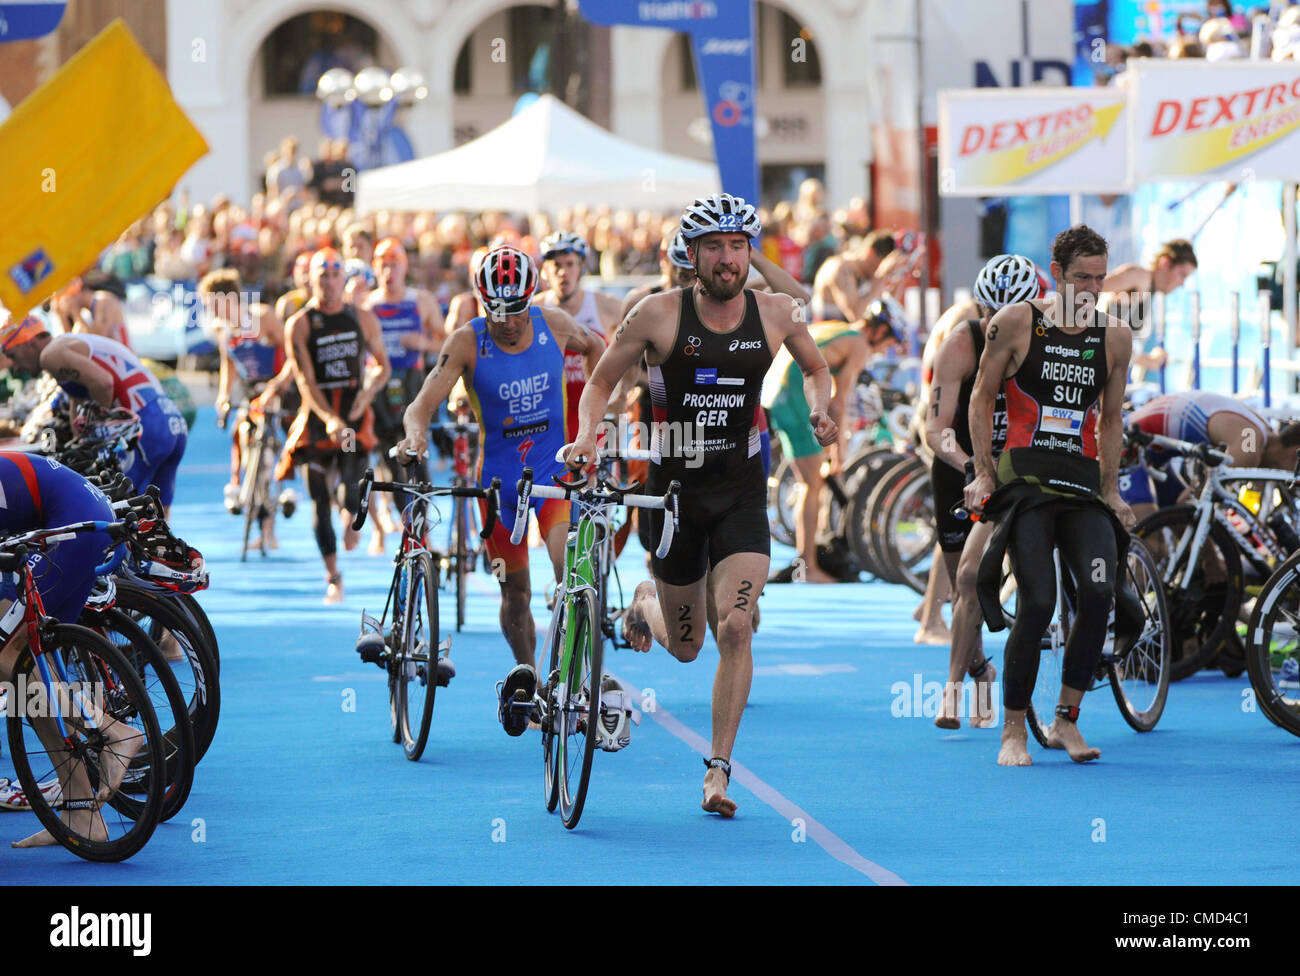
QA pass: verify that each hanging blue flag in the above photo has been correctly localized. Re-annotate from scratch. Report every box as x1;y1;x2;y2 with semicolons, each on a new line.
0;1;67;42
577;0;758;207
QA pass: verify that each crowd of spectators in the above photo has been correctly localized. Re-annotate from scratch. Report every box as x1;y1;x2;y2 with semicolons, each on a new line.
94;160;881;312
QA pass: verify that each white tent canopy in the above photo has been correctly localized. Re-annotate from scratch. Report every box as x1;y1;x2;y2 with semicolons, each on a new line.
355;94;720;214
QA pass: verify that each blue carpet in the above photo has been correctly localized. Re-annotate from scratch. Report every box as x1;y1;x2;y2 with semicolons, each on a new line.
1;406;1293;884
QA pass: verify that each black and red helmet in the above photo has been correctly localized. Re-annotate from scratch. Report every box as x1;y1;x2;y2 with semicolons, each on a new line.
474;245;539;316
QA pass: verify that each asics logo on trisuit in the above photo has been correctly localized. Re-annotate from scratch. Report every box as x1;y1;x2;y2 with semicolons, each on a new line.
728;339;762;352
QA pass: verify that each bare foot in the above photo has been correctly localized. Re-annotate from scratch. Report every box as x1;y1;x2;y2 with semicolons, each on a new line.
701;767;737;818
969;662;998;729
622;581;656;652
343;523;360;552
368;532;386;556
935;680;962;729
914;626;951;646
997;724;1033;766
325;576;344;605
1043;718;1101;763
262;532;279;551
15;715;142;848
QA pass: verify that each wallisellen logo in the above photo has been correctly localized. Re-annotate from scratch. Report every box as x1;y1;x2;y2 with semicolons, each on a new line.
638;1;717;21
701;37;750;55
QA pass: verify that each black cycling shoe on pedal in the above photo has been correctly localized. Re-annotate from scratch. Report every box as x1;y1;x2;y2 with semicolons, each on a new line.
496;663;537;737
436;657;456;687
356;632;387;668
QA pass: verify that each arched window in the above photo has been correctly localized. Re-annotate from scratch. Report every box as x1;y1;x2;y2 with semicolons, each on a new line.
261;11;380;96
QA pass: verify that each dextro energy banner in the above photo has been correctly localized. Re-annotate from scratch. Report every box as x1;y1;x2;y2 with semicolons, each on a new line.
578;0;758;206
1130;60;1300;183
938;88;1129;196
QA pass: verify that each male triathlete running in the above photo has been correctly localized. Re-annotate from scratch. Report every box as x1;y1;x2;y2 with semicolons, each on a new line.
1;319;187;517
277;247;390;604
1099;238;1196;380
202;269;294;545
393;246;605;732
810;230;901;322
568;193;837;816
926;254;1042;728
363;237;445;552
1121;390;1300;520
535;232;621;442
0;444;137;847
52;277;131;349
965;225;1133;767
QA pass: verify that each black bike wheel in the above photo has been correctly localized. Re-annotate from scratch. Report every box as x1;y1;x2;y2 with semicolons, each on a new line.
542;599;564;812
112;583;221;763
83;607;196;822
7;626;165;861
767;456;799;548
1134;505;1242;680
877;465;936;595
1109;538;1173;732
397;553;439;761
1244;550;1300;736
174;593;220;676
863;458;923;585
845;450;911;577
558;588;601;829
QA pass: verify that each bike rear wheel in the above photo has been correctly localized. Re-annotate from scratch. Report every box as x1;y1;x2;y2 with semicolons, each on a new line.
397;553;439;761
556;588;601;829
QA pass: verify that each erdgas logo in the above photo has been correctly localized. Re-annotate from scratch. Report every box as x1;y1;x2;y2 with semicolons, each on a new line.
728;339;762;352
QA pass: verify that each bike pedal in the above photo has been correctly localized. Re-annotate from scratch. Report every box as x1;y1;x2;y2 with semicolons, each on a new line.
356;633;387;667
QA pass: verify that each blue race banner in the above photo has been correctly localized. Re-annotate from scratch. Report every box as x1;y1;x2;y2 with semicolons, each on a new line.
577;0;758;206
0;1;67;41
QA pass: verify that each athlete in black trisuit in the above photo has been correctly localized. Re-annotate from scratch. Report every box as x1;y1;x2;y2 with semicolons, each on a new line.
567;193;836;817
964;225;1134;767
279;246;391;603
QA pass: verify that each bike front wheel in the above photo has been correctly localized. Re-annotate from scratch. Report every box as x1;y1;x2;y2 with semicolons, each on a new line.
556;588;601;829
1109;537;1173;732
7;626;166;861
397;553;439;761
1245;549;1300;736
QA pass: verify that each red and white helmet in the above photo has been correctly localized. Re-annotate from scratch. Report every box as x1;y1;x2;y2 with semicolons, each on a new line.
473;245;539;316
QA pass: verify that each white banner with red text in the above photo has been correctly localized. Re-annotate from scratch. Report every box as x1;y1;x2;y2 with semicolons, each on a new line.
937;87;1129;196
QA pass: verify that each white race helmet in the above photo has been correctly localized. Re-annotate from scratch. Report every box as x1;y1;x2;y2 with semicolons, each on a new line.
679;193;761;241
540;231;589;260
666;232;693;270
973;254;1042;311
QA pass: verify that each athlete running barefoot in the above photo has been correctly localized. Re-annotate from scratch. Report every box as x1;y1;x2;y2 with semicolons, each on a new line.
278;247;391;603
926;255;1043;728
394;246;605;733
965;226;1133;767
567;194;836;816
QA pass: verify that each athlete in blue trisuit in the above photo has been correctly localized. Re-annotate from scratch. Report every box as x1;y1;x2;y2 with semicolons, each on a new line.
0;435;137;848
1;319;188;519
393;246;610;737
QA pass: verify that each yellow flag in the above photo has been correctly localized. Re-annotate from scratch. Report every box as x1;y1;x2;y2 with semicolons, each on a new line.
0;18;208;315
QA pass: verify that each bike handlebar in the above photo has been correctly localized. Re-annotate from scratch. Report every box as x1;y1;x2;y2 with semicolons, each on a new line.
511;466;680;558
